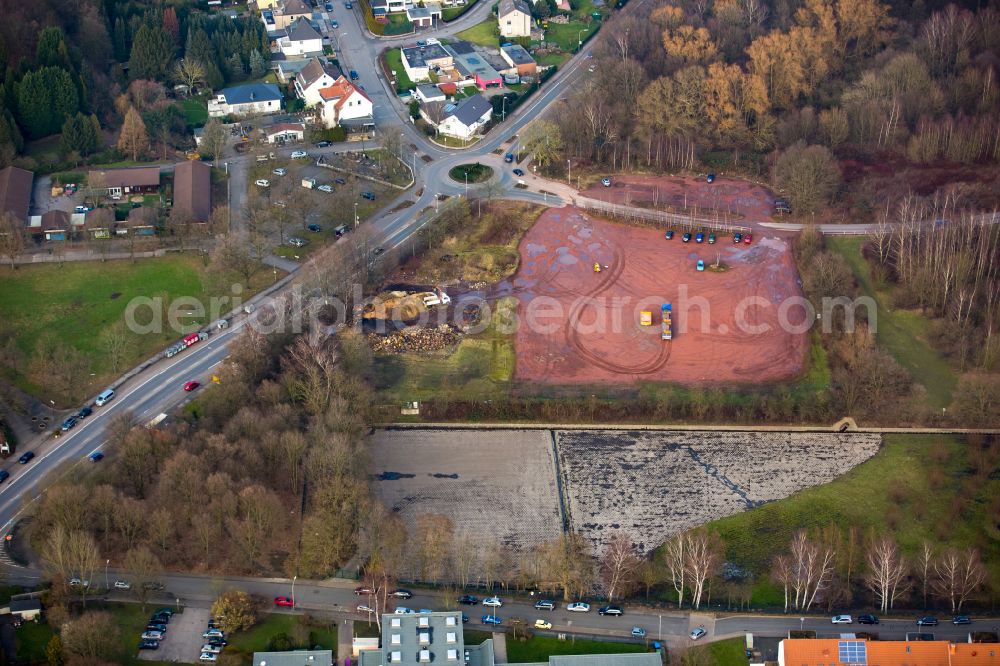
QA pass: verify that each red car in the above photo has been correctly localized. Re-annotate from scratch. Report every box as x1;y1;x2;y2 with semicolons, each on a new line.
183;381;200;391
274;597;294;607
743;233;752;244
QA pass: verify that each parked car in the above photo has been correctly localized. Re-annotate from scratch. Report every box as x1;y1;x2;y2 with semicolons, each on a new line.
331;19;339;27
138;639;160;650
203;629;224;638
207;637;227;647
416;40;427;47
349;70;359;81
459;595;479;605
690;627;707;640
832;615;853;624
69;578;89;587
567;602;590;612
355;586;374;595
150;614;170;624
744;233;753;244
858;614;879;625
255;179;270;187
0;471;9;483
146;623;168;633
696;260;705;271
153;608;174;617
917;617;939;626
394;607;414;614
273;167;287;176
18;451;34;464
682;232;692;243
345;1;352;7
199;653;218;663
419;608;434;614
315;141;332;148
183;381;200;391
141;631;164;641
88;451;104;462
599;606;623;616
307;224;322;232
274;596;294;607
708;233;716;244
706;173;716;183
361;191;376;200
318;184;334;193
534;600;556;611
504;153;514;162
953;616;971;625
335;178;347;185
201;644;222;654
143;582;165;591
290;150;309;158
357;604;374;613
61;416;77;431
534;619;552;630
631;627;647;638
664;230;674;240
601;177;611;187
483;597;503;608
512;168;524;176
733;232;743;243
481;615;502;625
77;406;92;418
325;2;333;9
288;237;308;247
695;232;704;243
392;589;413;599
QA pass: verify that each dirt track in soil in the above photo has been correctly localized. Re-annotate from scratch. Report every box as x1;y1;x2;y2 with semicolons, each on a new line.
510;207;809;385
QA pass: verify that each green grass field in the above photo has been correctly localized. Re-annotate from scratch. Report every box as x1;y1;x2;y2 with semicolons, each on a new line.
0;255;275;403
181;97;208;127
827;237;956;409
15;619;54;663
543;21;598;52
707;433;1000;606
506;636;649;662
227;612;337;655
690;637;747;666
449;163;494;183
385;48;415;92
456;19;499;46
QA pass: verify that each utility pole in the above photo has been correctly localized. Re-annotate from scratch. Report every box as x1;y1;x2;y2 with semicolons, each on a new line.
567;159;571;185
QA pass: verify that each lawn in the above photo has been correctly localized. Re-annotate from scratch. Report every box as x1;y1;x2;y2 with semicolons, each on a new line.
181;96;208;127
15;619;54;663
456;19;499;46
0;255;278;404
707;433;1000;606
827;237;956;409
543;20;598;52
227;612;337;655
689;637;747;666
506;636;649;662
449;163;494;183
385;48;415;92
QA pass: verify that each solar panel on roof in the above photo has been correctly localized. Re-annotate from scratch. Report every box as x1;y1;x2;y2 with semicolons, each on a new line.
838;641;867;665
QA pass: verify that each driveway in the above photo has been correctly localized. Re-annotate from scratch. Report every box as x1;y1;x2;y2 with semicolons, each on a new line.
138;606;211;663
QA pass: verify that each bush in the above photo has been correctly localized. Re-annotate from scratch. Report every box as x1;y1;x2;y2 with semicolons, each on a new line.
357;0;385;35
773;141;841;214
267;632;294;651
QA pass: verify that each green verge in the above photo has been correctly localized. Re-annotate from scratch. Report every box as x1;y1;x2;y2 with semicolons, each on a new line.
448;163;494;183
456;19;499;46
15;619;55;664
385;48;415;93
506;636;649;663
542;20;599;52
826;237;956;409
690;637;748;666
181;96;208;127
227;612;337;655
707;433;1000;606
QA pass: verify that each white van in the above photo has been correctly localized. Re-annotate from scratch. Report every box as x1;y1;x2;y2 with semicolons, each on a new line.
95;389;115;407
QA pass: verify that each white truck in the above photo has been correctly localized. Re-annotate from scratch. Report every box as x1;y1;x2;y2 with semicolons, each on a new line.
302;178;317;189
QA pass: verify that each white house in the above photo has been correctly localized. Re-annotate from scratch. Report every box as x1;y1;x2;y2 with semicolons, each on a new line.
318;77;374;128
400;42;453;84
208;83;283;117
436;93;492;139
294;58;341;106
270;0;312;29
415;84;445;104
277;17;323;57
265;122;306;143
498;0;532;38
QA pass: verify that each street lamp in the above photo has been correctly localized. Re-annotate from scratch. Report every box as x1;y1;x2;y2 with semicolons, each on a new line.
578;28;586;51
465;173;468;196
105;559;109;589
502;96;508;123
399;132;405;162
292;575;297;607
658;615;662;641
567;159;571;185
354;202;359;228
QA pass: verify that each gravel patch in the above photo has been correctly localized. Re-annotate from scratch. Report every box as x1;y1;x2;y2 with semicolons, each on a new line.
556;430;882;554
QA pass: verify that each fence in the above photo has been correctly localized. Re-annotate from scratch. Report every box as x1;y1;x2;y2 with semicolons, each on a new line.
576;197;751;234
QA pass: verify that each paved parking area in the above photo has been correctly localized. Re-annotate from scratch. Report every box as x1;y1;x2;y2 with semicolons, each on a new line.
138;606;211;663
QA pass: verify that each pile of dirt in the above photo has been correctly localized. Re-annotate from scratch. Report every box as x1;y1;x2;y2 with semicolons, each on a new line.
368;324;462;353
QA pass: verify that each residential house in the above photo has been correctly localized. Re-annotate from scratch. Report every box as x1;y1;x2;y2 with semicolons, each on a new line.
270;0;313;29
277;58;313;82
435;93;492;139
208;83;283;117
0;599;42;622
406;5;440;26
357;611;661;666
370;0;389;17
414;84;445;103
294;57;342;106
0;166;34;225
36;210;71;241
172;160;212;222
277;17;323;57
498;0;532;38
500;43;537;77
400;42;453;83
252;650;334;666
447;46;504;89
318;77;373;128
778;638;1000;666
264;122;306;143
88;167;161;199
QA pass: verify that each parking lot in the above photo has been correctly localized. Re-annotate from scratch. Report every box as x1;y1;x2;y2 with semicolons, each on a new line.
137;606;211;663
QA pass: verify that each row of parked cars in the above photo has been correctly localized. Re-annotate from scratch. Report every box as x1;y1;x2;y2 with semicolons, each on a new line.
664;229;753;245
199;618;228;662
137;608;175;651
831;614;972;626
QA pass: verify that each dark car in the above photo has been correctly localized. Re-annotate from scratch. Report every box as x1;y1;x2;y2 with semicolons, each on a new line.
335;178;347;185
392;589;413;599
682;232;692;243
459;595;479;605
349;70;359;80
307;223;322;233
361;191;376;200
208;637;228;647
534;600;556;610
138;639;160;650
952;616;971;625
598;605;623;616
315;141;332;148
733;232;743;243
0;470;9;483
154;608;174;617
61;416;77;431
706;173;715;183
345;1;352;7
504;153;514;163
143;582;165;591
18;451;34;464
88;451;104;462
665;230;674;240
462;613;469;623
917;616;939;626
325;2;333;9
150;614;170;624
512;168;524;176
695;232;704;243
146;623;168;633
858;614;879;625
77;406;93;418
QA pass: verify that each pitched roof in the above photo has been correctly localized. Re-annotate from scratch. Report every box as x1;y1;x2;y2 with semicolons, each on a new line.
498;0;531;18
0;166;34;224
88;166;161;189
318;76;373;108
447;93;492;127
40;209;69;231
220;83;283;105
173;161;212;222
287;16;322;41
298;57;339;88
280;0;312;15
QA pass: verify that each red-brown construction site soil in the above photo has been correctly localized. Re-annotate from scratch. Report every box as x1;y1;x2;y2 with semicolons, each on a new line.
581;174;779;222
509;207;808;385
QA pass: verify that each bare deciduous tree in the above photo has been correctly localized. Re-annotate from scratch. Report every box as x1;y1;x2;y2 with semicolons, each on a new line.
775;530;837;611
662;531;688;607
0;211;25;267
863;535;909;612
600;532;642;601
124;545;163;610
933;547;987;612
685;529;722;610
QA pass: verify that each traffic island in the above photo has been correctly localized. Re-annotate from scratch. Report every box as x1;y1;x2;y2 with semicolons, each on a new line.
448;163;493;184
